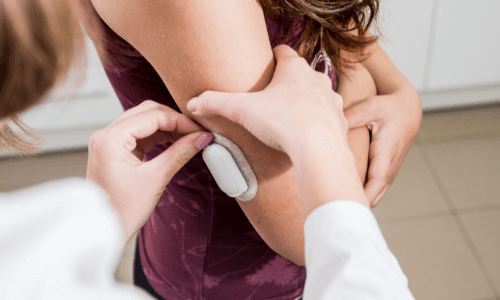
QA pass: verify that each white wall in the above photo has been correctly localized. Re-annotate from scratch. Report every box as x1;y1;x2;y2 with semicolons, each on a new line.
378;0;500;109
427;0;500;90
376;0;435;92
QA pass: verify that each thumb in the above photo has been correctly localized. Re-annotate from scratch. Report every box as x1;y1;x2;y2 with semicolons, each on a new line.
146;132;215;183
344;97;377;130
187;90;250;125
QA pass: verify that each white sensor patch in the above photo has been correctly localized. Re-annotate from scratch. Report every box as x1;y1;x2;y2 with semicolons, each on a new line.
202;133;258;201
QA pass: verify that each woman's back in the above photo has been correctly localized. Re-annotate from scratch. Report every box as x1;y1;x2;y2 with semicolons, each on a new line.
96;11;336;300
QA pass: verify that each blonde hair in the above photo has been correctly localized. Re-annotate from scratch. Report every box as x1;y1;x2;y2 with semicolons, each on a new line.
0;0;100;155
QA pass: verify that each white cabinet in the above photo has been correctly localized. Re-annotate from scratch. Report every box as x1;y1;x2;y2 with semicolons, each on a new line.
427;0;500;91
377;0;500;109
376;0;435;92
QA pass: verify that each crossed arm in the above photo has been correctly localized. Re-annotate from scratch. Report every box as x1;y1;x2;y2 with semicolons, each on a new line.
91;0;374;265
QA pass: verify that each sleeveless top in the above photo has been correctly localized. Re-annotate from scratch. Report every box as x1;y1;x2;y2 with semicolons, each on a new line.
97;11;337;300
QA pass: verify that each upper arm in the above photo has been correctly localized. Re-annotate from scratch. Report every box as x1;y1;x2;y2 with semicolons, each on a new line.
92;0;278;156
92;0;274;103
92;0;307;264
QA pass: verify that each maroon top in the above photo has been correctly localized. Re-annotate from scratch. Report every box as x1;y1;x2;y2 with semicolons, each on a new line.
98;12;337;300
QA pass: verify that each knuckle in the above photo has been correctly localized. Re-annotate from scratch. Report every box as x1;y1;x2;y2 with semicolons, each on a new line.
332;93;344;108
149;106;168;120
141;100;160;110
88;130;105;151
298;56;310;67
197;91;212;110
375;177;387;188
318;73;332;88
151;106;166;115
175;147;190;165
289;57;309;71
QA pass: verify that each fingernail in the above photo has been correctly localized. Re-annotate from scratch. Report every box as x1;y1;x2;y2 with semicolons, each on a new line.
194;133;214;151
187;98;197;113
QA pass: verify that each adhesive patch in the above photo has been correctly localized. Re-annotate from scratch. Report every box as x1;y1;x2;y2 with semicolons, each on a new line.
212;133;258;201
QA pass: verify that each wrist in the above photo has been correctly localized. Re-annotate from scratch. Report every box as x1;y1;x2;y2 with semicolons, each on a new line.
297;149;369;218
283;121;351;165
284;124;369;219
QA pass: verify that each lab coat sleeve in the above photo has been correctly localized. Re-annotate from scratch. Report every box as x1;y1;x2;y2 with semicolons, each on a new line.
0;178;153;300
303;200;415;300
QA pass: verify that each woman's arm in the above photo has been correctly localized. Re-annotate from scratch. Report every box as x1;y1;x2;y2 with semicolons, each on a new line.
344;38;422;205
91;0;370;265
337;64;376;184
362;40;416;95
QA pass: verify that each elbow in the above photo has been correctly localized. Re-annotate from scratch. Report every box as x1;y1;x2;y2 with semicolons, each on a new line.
287;251;306;266
272;244;306;266
291;256;306;267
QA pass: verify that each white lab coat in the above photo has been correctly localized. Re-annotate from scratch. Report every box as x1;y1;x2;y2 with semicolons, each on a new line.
0;178;414;300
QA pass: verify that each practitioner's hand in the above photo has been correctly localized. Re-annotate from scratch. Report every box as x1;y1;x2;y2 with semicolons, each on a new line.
86;100;214;245
344;88;422;207
186;45;348;157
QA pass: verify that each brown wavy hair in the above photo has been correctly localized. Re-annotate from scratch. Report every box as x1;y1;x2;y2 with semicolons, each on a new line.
0;0;100;154
260;0;380;74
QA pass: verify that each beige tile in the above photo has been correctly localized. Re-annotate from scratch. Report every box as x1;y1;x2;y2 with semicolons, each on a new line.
419;106;500;143
372;146;450;222
0;151;88;192
380;215;494;300
423;137;500;209
461;209;500;293
115;232;137;284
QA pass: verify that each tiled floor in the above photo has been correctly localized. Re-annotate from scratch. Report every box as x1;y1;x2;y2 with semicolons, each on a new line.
373;104;500;300
1;104;499;299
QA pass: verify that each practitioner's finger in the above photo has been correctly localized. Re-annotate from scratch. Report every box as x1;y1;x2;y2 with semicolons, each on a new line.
145;132;214;183
112;107;206;153
111;100;161;125
112;100;204;132
133;130;174;160
187;90;255;125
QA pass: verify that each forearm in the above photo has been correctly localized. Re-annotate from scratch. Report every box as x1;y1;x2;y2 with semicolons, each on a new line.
362;41;414;95
234;63;377;264
287;123;369;220
202;116;307;265
280;64;371;217
336;64;376;184
362;41;422;133
236;155;306;265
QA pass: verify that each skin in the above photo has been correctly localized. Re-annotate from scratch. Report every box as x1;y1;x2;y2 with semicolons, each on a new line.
91;0;373;265
0;45;370;252
0;119;8;128
188;46;370;220
337;64;377;184
350;41;422;206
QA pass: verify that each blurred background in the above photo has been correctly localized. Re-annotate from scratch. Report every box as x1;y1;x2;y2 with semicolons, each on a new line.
1;0;499;299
